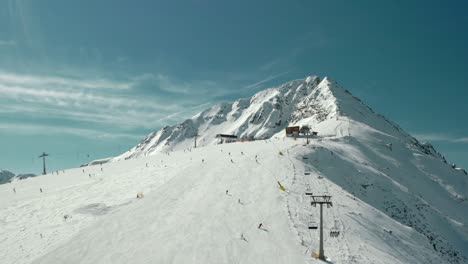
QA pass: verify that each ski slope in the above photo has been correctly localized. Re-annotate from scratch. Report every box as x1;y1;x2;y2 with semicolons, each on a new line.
2;133;464;263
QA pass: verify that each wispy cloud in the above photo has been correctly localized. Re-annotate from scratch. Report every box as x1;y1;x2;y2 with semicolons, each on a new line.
0;71;133;90
258;30;329;73
243;71;291;90
0;83;173;111
414;133;468;143
138;73;231;98
0;70;205;133
0;122;144;140
0;40;16;46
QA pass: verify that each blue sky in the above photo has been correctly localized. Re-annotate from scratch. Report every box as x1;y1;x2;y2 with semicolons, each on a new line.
0;0;467;173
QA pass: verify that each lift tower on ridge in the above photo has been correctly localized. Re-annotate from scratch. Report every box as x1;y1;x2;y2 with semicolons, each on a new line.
39;152;49;175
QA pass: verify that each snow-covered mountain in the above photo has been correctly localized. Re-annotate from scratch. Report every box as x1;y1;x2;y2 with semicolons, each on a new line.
104;75;468;263
1;75;467;264
112;76;445;162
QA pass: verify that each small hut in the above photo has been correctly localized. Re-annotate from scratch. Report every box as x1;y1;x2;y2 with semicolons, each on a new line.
285;126;300;137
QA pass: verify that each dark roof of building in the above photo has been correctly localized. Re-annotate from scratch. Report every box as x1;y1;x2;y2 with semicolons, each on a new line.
216;134;238;138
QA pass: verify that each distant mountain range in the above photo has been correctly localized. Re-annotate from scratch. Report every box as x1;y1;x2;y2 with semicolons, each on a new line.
0;170;37;185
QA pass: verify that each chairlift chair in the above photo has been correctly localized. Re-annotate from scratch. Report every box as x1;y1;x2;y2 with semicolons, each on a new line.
308;221;318;230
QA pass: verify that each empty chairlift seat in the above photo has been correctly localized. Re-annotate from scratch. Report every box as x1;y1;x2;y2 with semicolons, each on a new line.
308;221;318;230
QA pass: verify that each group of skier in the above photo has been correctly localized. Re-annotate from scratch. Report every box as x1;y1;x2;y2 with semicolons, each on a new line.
330;230;340;237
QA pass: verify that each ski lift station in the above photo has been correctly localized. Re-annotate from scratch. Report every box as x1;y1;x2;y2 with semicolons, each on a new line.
215;134;238;144
285;126;300;137
285;126;319;137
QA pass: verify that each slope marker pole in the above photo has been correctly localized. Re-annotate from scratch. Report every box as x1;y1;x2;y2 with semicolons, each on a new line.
194;134;199;148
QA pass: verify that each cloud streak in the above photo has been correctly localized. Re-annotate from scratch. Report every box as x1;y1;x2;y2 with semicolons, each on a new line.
0;70;208;133
414;133;468;144
0;122;144;140
0;40;16;46
243;71;291;90
0;71;133;90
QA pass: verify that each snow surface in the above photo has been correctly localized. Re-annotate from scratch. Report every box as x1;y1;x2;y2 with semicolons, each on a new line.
0;138;456;264
1;75;467;263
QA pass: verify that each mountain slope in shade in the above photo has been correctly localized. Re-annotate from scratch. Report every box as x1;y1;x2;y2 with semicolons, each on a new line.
0;170;15;184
